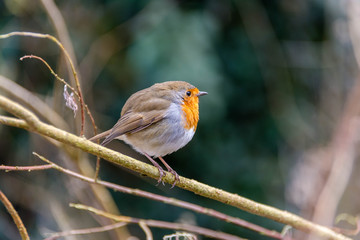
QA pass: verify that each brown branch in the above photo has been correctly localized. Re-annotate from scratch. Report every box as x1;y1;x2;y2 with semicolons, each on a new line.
39;0;79;88
31;152;284;239
70;203;245;240
0;164;53;172
18;55;98;135
0;95;350;240
139;221;153;240
0;116;29;130
44;222;127;240
0;190;30;240
19;55;77;97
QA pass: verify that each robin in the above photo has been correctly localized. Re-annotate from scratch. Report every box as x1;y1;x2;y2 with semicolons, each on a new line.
90;81;207;188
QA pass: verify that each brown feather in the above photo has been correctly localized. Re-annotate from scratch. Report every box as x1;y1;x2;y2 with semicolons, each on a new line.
88;129;112;142
101;110;166;146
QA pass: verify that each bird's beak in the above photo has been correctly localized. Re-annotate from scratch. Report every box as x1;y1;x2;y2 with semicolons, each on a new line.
197;91;208;97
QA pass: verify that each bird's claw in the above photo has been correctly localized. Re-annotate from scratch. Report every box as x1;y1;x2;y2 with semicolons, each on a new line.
155;168;179;188
155;168;166;186
169;170;180;189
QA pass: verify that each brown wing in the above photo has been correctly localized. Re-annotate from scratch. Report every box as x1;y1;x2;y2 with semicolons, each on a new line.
96;84;174;146
101;109;166;146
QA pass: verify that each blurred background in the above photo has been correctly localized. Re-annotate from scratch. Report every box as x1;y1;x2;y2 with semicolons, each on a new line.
1;0;360;239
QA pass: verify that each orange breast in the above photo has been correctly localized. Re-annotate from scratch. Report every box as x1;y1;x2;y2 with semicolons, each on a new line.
181;89;200;130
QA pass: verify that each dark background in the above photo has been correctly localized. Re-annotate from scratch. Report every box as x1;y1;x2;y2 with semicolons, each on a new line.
1;1;359;239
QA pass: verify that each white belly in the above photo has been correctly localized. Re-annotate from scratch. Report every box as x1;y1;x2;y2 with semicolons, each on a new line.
120;103;196;157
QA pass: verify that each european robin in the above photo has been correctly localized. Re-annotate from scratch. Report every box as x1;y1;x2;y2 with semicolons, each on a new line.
90;81;207;188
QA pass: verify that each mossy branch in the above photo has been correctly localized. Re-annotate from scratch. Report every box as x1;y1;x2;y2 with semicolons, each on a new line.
0;95;351;240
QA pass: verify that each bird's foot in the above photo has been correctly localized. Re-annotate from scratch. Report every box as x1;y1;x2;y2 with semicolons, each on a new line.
144;153;167;186
155;167;166;186
168;169;179;189
158;156;180;188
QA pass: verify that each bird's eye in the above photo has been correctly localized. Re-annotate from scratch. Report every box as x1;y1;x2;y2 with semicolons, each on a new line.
186;91;191;96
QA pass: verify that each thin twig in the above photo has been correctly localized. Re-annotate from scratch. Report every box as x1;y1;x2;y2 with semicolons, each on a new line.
0;31;85;135
0;164;53;171
19;54;98;136
70;203;245;240
44;222;127;240
31;152;285;239
20;55;76;95
139;221;153;240
39;0;79;87
20;54;100;137
0;95;351;240
0;190;30;240
18;55;98;135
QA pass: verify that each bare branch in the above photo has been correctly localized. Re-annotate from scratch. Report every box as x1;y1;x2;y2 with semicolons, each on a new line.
20;55;76;94
0;190;30;240
44;222;127;240
40;0;79;87
0;164;53;172
70;203;245;240
0;116;29;130
17;54;98;135
139;221;153;240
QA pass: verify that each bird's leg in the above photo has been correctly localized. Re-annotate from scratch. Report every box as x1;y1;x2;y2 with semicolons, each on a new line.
158;156;179;188
144;153;166;185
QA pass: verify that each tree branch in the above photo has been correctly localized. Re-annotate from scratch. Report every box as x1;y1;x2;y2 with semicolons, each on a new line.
0;164;53;171
0;190;30;240
70;203;245;240
44;222;127;240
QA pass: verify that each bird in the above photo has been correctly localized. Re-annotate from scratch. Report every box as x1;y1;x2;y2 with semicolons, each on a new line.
89;81;207;188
